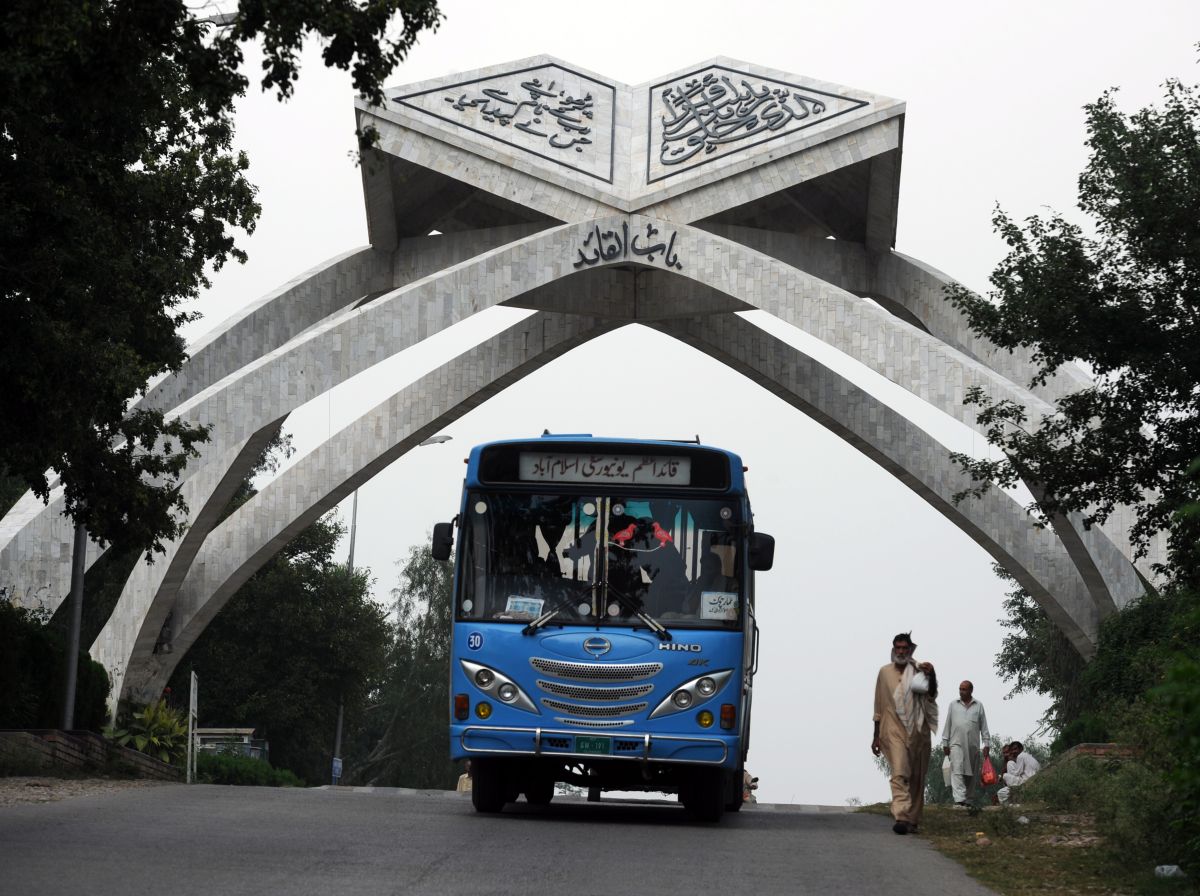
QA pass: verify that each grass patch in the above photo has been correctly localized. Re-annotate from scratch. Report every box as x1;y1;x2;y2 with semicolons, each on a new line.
900;803;1198;895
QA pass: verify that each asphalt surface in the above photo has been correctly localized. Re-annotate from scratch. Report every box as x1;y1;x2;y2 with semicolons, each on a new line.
0;785;997;895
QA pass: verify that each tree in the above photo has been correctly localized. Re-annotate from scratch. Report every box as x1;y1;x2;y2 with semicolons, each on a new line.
0;601;109;731
165;512;390;785
0;0;441;555
991;563;1087;730
353;543;457;789
950;70;1200;863
947;76;1200;578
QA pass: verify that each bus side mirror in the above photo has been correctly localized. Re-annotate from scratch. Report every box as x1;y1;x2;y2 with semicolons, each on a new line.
749;532;775;571
431;522;454;562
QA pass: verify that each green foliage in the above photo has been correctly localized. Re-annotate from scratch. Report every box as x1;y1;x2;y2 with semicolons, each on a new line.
1150;606;1200;867
991;563;1088;729
946;78;1200;575
0;0;440;556
196;752;303;787
166;512;390;786
105;699;188;764
0;600;109;730
1022;757;1187;866
352;543;458;789
0;466;25;519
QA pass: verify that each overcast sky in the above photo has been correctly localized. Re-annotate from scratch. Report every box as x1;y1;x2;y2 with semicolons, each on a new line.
182;1;1200;805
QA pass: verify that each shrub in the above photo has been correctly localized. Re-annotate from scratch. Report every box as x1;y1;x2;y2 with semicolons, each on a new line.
196;752;304;787
1022;756;1190;866
0;600;109;730
105;699;188;764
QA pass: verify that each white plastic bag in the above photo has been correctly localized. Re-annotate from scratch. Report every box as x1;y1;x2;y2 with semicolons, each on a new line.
910;670;930;694
942;755;952;787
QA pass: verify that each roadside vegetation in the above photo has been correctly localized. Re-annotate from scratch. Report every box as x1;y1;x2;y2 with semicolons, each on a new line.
924;53;1200;890
196;753;303;788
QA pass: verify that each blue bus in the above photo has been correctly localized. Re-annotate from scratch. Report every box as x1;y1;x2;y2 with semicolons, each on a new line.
431;434;774;821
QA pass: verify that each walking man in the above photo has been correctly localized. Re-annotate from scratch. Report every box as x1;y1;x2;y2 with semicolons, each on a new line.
872;632;939;835
941;680;990;807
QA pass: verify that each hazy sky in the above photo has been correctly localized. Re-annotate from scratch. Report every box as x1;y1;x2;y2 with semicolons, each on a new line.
183;1;1200;805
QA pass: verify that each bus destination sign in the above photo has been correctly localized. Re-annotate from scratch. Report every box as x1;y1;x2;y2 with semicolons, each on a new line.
518;452;692;486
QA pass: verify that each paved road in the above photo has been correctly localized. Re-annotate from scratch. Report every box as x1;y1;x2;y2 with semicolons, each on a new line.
0;786;996;895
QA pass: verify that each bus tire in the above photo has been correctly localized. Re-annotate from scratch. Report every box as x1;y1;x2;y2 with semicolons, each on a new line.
681;768;725;823
725;767;744;812
471;759;508;813
524;777;554;805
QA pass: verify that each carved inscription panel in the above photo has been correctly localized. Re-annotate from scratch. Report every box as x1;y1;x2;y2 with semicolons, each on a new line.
646;66;870;183
393;64;616;183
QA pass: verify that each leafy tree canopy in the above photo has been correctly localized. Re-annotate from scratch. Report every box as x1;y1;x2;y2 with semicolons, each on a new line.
0;0;440;554
353;542;457;789
167;510;390;785
956;70;1200;862
948;76;1200;577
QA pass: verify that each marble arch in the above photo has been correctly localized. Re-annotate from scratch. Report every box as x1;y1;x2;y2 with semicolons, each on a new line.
0;56;1159;705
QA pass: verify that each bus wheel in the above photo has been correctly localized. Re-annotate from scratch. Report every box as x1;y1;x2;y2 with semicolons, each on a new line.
681;768;725;823
471;759;508;813
524;777;554;805
724;767;745;813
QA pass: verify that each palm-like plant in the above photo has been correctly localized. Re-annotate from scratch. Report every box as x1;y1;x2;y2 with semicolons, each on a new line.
106;699;188;764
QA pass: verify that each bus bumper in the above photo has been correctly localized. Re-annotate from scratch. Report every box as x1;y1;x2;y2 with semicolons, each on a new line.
452;724;734;767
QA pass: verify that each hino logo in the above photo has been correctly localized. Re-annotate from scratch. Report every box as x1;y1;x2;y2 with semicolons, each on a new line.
658;642;702;652
583;637;612;657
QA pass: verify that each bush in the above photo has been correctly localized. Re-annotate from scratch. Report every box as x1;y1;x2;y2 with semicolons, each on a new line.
0;600;109;730
196;752;304;787
1022;756;1188;865
1151;644;1200;868
105;699;188;764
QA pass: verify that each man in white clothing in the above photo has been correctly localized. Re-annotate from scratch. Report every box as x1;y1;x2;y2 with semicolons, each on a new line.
941;680;990;806
998;741;1040;803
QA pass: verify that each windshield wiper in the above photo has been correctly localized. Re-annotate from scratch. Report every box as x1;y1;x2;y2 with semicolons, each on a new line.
605;586;672;641
522;583;592;636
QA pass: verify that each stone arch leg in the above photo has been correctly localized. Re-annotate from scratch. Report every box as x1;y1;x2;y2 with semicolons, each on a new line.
654;313;1103;655
112;311;613;703
92;426;282;707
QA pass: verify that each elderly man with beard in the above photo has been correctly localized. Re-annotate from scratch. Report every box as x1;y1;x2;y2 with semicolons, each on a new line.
872;632;939;835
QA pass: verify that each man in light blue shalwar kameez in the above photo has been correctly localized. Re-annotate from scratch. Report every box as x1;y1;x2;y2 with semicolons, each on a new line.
941;680;990;806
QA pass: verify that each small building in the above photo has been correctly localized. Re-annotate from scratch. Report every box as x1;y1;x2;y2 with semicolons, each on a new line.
194;727;268;761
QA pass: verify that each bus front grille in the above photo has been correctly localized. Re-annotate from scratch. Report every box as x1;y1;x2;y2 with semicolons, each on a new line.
536;680;653;701
554;718;635;729
541;698;648;717
530;658;662;682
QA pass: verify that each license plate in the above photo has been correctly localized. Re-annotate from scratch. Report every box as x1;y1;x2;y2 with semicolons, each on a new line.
575;735;611;755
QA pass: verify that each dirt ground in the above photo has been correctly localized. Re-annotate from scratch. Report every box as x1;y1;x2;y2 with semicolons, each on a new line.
0;776;173;808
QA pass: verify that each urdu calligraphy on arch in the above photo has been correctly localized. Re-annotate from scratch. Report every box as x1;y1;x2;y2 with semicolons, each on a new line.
392;64;616;184
646;66;870;183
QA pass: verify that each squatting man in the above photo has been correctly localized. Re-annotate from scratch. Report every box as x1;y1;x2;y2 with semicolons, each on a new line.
872;632;939;835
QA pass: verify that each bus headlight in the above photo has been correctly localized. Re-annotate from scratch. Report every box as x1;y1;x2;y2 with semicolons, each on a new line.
648;669;733;719
459;659;539;714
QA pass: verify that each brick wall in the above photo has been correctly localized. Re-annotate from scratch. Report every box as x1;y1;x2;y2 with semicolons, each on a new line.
0;730;182;781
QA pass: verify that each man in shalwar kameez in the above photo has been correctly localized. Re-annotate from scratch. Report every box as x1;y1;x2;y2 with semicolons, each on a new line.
941;680;991;806
872;632;939;835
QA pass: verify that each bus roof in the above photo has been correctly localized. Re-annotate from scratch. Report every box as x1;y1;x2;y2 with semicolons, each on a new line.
462;434;747;493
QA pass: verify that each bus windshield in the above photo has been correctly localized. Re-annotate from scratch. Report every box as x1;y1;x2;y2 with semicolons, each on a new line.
457;491;744;630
